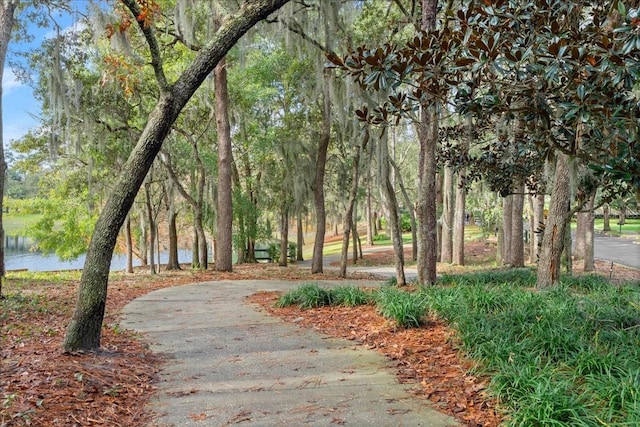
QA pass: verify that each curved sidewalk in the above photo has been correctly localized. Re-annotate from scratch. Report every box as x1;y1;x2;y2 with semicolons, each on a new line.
121;280;457;426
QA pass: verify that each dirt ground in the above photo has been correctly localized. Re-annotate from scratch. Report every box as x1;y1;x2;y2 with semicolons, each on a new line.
2;241;638;426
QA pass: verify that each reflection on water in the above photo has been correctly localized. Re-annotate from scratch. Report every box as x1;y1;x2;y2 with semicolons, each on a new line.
5;236;194;272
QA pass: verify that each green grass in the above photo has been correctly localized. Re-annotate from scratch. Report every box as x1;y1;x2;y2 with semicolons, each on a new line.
330;285;373;306
571;218;640;237
3;213;42;236
275;283;333;309
375;285;428;328
422;271;640;425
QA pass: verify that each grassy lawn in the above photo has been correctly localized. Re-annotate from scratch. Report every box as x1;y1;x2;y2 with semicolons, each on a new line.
595;218;640;234
3;213;42;236
570;218;640;238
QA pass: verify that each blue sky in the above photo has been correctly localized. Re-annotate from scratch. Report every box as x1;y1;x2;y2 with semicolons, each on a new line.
2;2;90;151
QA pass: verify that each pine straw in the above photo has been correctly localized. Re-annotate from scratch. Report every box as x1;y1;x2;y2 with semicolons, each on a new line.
247;291;502;427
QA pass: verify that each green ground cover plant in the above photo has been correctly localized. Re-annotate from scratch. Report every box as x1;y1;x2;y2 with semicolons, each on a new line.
425;271;640;425
278;272;640;425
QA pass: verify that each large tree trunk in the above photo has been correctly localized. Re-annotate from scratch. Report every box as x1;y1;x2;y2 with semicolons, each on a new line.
296;211;304;261
532;193;545;263
580;192;596;272
138;211;148;266
390;159;417;261
440;166;454;263
311;79;331;274
603;204;610;231
537;153;572;288
0;0;17;297
339;129;368;277
502;195;513;265
416;0;438;285
279;205;289;267
165;191;181;270
511;179;525;267
452;173;466;265
144;181;157;275
366;172;374;246
452;115;471;266
380;133;405;285
63;0;291;352
215;58;233;272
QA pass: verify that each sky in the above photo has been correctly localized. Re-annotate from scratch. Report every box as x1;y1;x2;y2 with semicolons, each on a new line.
2;2;89;153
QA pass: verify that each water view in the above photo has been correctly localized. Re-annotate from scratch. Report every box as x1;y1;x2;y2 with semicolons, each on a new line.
5;236;194;272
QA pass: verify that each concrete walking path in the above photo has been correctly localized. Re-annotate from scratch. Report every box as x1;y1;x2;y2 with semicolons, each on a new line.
121;280;458;426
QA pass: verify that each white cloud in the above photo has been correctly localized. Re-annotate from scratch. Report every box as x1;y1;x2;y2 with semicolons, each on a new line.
2;68;23;97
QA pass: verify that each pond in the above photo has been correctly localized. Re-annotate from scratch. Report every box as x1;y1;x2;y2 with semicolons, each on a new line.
4;236;194;272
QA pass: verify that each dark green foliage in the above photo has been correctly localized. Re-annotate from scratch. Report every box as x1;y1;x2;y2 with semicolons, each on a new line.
330;286;373;307
275;283;333;309
374;286;427;328
421;274;640;425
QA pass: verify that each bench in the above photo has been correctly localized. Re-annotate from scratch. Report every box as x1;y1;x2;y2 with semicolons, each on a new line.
254;248;273;262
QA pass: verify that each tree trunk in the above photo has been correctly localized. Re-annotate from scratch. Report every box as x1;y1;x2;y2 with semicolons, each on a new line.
194;210;207;269
583;192;595;272
452;173;466;265
339;129;368;277
366;173;374;246
311;78;331;274
417;108;438;284
440;166;454;263
352;218;359;262
603;204;610;231
537;153;571;288
0;0;17;297
125;215;134;273
390;159;417;261
192;221;200;269
511;180;525;267
296;211;304;261
144;182;157;275
574;194;591;261
563;219;572;275
279;205;289;267
452;114;471;266
416;0;438;285
166;201;180;270
215;58;233;272
380;133;405;285
502;195;513;265
139;212;148;266
63;0;291;352
532;193;545;264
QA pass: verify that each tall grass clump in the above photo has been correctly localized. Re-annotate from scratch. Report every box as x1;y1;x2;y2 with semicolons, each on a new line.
422;273;640;425
276;284;373;309
275;283;333;309
330;286;373;307
375;286;427;328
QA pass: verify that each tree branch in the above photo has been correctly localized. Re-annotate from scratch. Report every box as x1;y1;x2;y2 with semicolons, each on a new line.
120;0;169;92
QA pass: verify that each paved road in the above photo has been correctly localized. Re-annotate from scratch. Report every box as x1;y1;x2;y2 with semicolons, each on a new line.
593;233;640;270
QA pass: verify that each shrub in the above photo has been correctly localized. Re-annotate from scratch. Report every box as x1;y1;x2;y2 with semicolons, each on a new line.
331;286;373;307
275;283;332;309
375;286;427;328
